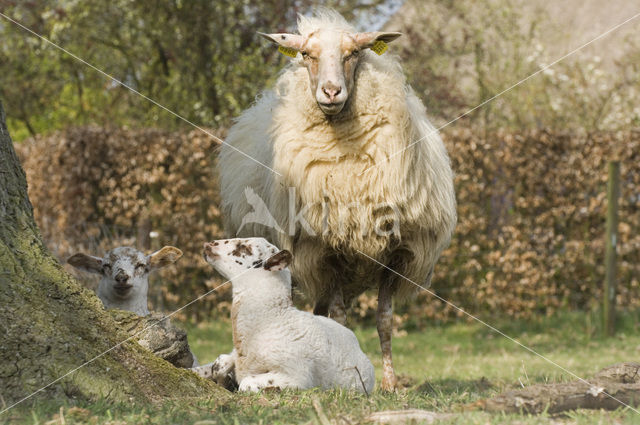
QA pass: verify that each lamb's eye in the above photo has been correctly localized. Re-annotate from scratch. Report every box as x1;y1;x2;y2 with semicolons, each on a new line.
135;263;146;271
102;264;111;273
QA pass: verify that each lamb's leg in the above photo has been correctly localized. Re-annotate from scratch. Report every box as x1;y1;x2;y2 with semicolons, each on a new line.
238;372;305;392
190;350;238;391
190;362;215;379
377;281;397;391
190;352;199;367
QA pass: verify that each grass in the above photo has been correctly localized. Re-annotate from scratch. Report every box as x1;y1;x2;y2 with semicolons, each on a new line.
3;311;640;424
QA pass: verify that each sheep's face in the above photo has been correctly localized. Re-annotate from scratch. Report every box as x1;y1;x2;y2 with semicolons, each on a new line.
68;246;183;299
259;30;401;115
203;237;292;279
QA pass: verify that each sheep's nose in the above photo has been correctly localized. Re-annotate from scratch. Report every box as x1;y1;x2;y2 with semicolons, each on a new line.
115;271;129;284
322;84;341;102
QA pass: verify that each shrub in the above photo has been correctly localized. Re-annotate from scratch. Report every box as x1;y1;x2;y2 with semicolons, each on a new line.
17;127;640;324
17;126;230;319
405;129;640;325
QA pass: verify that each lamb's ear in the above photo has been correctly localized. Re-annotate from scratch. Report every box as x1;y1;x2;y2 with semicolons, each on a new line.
263;250;292;272
148;246;183;270
354;31;402;49
67;253;103;274
258;32;304;51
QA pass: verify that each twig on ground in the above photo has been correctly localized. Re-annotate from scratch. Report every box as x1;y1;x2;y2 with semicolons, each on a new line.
312;397;332;425
343;366;369;396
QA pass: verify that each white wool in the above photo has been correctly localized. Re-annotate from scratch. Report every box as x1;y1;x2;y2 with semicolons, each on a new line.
232;267;374;392
218;11;457;303
198;237;374;393
296;8;355;36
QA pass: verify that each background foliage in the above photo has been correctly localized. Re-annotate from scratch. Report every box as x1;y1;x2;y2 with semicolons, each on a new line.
0;0;394;139
16;128;640;323
417;129;640;323
16;127;229;319
388;0;640;132
3;0;640;323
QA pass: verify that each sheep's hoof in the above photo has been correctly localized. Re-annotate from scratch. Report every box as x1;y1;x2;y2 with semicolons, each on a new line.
380;375;398;392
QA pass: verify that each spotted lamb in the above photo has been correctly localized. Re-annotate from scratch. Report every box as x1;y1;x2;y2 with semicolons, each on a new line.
194;237;374;393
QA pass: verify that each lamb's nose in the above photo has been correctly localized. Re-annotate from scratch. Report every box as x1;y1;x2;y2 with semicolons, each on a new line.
115;271;128;283
322;84;341;102
203;242;218;258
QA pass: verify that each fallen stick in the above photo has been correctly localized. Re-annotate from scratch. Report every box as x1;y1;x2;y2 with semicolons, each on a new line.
367;409;453;424
474;362;640;414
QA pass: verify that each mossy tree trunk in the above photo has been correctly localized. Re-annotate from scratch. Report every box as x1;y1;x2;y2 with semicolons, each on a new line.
0;100;222;407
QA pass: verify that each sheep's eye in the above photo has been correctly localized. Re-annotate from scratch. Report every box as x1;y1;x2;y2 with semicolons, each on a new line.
301;51;316;60
102;264;111;272
135;263;146;271
345;50;359;61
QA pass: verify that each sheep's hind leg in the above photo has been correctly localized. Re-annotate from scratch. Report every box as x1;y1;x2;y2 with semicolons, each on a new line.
238;372;304;392
377;281;397;391
313;298;329;316
313;288;346;325
328;288;347;325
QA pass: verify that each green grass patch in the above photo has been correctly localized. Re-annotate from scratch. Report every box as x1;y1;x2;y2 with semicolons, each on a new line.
3;311;640;424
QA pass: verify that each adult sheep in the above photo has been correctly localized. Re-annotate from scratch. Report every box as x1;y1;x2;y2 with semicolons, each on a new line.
218;10;456;390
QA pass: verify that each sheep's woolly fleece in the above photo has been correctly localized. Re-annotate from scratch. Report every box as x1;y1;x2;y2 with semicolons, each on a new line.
218;10;457;302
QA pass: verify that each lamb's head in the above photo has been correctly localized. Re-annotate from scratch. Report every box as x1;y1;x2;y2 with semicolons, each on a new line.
203;237;292;280
260;25;401;115
67;246;183;300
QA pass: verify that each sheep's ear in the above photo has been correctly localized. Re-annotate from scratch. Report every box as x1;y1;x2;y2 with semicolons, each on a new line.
354;31;402;49
148;246;183;270
263;250;292;272
258;32;304;51
67;253;103;274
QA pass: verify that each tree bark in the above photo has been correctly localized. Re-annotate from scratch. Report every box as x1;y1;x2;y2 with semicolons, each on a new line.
0;99;223;407
475;363;640;414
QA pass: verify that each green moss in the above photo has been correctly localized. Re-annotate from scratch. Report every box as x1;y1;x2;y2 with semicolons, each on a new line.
0;100;225;409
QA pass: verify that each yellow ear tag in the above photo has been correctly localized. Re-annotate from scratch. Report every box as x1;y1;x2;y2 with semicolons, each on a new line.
371;40;388;55
278;45;298;58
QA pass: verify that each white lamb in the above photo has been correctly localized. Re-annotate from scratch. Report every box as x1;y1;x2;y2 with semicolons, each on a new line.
218;10;457;390
67;246;183;316
68;246;200;368
196;237;375;393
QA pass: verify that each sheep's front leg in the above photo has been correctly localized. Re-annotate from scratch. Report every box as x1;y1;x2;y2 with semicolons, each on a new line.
377;281;397;391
